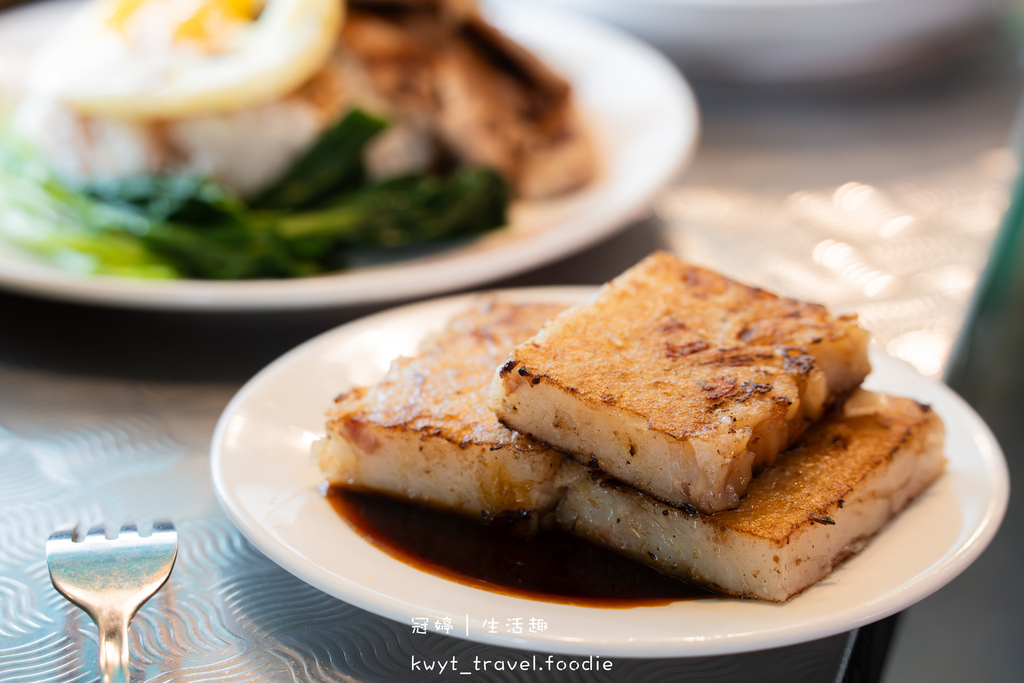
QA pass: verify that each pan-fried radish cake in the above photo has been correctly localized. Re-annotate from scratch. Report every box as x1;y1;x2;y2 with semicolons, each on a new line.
489;252;871;514
554;390;946;602
314;286;946;603
315;299;570;529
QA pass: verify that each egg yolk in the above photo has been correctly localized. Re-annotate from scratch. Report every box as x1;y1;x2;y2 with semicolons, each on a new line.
106;0;258;52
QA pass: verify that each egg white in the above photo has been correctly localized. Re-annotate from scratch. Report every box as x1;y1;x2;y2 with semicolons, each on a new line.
25;0;343;120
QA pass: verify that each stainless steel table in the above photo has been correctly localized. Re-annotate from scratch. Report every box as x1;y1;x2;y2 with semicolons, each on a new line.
1;13;1020;683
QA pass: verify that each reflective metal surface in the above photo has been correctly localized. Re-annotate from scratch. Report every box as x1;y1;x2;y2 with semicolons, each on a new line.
1;7;1021;683
659;148;1013;378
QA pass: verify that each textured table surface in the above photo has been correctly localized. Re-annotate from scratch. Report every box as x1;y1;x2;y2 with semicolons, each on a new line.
1;4;1021;683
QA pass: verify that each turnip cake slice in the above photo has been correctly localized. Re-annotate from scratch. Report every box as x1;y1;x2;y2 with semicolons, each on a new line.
489;252;871;513
554;390;946;602
315;299;569;526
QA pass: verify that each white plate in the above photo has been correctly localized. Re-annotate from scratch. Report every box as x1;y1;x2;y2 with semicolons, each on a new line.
0;0;697;311
537;0;998;83
211;287;1009;657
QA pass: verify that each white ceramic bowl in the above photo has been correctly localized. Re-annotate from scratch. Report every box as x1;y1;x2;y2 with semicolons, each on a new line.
536;0;1002;82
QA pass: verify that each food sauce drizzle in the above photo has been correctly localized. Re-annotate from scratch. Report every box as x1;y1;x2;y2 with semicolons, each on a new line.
327;487;718;607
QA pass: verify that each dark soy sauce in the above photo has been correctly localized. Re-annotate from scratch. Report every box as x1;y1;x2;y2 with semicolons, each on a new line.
327;488;719;607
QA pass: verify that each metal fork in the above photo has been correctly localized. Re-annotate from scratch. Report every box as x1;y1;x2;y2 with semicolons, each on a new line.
46;521;178;683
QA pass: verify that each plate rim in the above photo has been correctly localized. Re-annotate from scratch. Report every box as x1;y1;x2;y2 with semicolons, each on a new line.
0;1;699;311
210;285;1010;657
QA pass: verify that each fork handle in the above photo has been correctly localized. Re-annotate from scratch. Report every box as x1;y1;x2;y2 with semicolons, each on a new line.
96;610;130;683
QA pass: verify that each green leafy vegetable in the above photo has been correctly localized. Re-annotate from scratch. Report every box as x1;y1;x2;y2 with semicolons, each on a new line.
252;108;388;210
278;169;510;248
0;109;510;280
84;173;247;224
0;142;180;278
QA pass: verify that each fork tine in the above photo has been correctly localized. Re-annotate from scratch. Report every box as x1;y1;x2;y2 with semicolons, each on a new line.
152;520;175;535
47;520;178;683
47;528;75;545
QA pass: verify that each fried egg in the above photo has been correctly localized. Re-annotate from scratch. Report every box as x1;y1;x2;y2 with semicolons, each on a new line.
25;0;343;120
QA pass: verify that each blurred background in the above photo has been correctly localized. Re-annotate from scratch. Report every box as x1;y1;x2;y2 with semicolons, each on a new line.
0;0;1021;681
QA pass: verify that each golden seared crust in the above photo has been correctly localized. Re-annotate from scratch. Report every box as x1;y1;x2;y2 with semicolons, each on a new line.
330;299;568;453
554;390;946;601
320;298;571;519
502;252;865;440
708;395;943;542
491;252;871;512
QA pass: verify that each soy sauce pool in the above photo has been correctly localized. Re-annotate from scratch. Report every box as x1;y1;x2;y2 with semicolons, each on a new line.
327;488;718;607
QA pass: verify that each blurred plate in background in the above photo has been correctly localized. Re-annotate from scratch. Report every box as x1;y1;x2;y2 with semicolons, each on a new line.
536;0;1001;83
0;0;698;310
